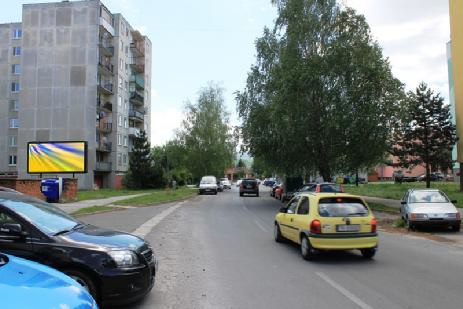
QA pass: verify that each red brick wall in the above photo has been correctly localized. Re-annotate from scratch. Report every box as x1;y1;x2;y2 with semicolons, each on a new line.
0;179;45;200
114;174;124;189
61;178;78;202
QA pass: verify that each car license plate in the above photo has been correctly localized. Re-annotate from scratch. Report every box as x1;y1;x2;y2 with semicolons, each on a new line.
246;185;253;189
336;224;360;232
42;186;48;191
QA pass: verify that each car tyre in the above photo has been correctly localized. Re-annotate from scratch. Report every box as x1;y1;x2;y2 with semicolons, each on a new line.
256;192;259;197
214;190;218;195
274;223;284;243
300;235;315;261
360;248;377;259
239;192;243;197
452;224;461;232
405;217;415;231
63;269;98;302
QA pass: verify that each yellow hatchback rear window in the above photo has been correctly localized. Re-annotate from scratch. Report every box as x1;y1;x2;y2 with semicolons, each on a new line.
318;197;369;217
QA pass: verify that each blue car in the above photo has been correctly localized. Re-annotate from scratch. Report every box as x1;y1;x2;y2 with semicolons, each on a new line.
0;252;98;309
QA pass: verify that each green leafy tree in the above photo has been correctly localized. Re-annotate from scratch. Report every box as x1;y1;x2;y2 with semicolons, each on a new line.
392;83;458;188
124;130;164;188
178;83;236;181
237;0;403;181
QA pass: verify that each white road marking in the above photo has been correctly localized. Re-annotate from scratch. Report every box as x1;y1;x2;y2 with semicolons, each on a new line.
316;272;373;309
254;220;268;232
132;201;186;237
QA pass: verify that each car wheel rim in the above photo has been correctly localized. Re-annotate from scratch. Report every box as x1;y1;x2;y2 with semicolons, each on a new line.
70;275;89;292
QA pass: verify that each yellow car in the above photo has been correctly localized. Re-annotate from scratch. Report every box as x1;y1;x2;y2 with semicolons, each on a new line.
274;193;378;260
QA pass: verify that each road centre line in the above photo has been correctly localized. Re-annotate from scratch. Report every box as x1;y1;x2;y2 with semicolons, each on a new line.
316;272;373;309
132;201;186;237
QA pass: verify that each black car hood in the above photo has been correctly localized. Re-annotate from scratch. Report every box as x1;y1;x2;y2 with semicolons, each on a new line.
55;224;146;251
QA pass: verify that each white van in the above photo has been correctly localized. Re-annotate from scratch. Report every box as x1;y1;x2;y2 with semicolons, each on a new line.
199;176;218;195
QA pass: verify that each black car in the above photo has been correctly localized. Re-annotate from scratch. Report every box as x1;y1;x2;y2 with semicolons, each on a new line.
239;178;259;197
0;191;157;307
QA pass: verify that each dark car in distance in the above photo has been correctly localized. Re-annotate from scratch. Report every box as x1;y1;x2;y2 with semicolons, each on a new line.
0;191;157;307
239;178;259;197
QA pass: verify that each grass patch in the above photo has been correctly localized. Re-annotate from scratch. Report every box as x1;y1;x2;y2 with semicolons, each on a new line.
367;202;400;213
393;218;406;228
77;189;154;201
115;188;197;206
72;205;118;216
344;182;463;208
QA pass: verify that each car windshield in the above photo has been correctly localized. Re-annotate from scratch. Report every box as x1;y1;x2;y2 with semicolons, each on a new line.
318;198;369;217
1;199;79;236
319;184;342;192
409;191;449;203
201;177;216;184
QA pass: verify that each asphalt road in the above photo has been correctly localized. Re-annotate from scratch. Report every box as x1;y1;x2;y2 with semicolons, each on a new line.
81;186;463;309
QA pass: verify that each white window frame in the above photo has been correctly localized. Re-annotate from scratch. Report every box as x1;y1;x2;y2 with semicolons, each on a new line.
12;46;21;56
118;115;122;127
9;118;19;128
8;136;17;147
11;82;20;93
12;64;21;74
124;117;128;128
118;153;122;166
8;155;17;166
12;28;22;39
123;135;127;147
117;134;122;146
9;100;19;111
118;95;122;107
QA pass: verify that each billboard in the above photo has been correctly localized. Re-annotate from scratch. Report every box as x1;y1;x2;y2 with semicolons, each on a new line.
27;141;88;174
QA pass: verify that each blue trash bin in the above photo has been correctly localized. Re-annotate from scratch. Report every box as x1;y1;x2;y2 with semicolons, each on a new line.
41;179;61;202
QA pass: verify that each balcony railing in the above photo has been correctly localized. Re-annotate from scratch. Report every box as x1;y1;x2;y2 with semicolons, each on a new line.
99;43;114;56
130;42;145;57
97;100;112;112
129;110;144;121
96;122;112;133
129;90;144;105
128;127;140;137
98;62;114;75
129;57;145;73
97;142;112;152
95;161;112;172
129;75;144;89
98;82;113;94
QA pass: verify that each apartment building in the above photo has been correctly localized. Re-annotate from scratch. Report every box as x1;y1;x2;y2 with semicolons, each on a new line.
0;0;151;189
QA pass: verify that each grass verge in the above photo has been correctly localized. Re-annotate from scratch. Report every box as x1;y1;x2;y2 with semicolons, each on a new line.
367;202;400;213
76;189;154;201
115;187;197;206
72;205;118;216
345;182;463;207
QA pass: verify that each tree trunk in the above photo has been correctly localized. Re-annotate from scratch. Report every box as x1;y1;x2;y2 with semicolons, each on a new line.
355;170;359;187
426;162;431;189
460;164;463;192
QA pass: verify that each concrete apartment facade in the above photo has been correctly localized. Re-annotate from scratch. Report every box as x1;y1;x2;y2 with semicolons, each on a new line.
0;0;151;189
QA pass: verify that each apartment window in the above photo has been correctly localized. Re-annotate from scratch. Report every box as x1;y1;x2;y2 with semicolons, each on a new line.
123;154;127;164
121;41;124;52
120;59;124;71
8;155;17;166
123;135;127;147
12;46;21;56
117;153;122;166
118;115;122;127
11;82;20;93
8;136;17;147
12;28;22;39
124;100;128;110
9;100;19;111
117;134;122;146
119;76;123;88
11;64;21;74
118;95;122;107
124;117;128;128
9;118;19;128
126;28;129;37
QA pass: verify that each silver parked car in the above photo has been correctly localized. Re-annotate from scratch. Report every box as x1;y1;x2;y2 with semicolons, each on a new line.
400;189;461;231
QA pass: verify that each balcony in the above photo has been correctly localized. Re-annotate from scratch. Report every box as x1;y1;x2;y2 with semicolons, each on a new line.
98;61;114;76
97;100;112;112
99;43;114;57
129;75;144;89
98;82;113;95
95;161;112;172
129;110;144;122
129;90;144;105
130;42;145;57
129;57;144;74
96;141;112;152
128;127;140;137
96;122;112;133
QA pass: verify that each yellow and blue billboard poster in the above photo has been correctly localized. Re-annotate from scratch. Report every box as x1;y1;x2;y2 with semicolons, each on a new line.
27;142;87;174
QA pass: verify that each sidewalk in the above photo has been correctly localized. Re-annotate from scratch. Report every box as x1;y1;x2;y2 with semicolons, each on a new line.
52;193;149;214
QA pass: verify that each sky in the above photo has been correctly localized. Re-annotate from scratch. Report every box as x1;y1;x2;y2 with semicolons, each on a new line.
0;0;452;146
